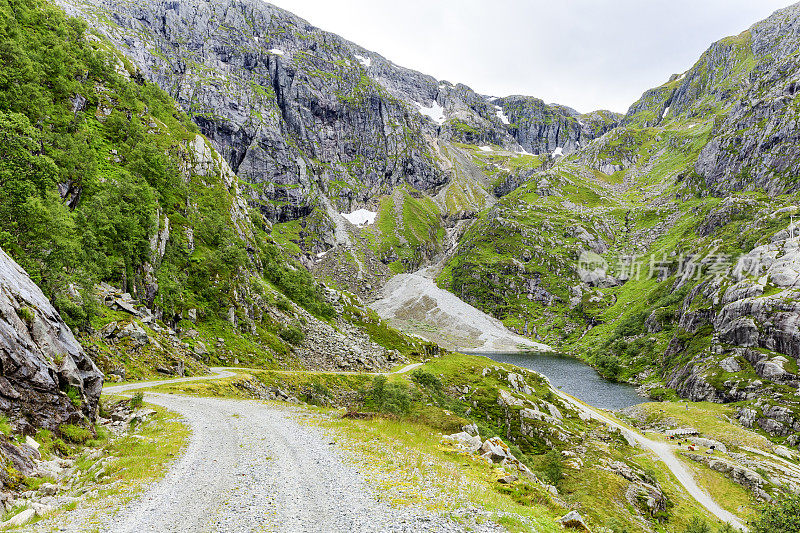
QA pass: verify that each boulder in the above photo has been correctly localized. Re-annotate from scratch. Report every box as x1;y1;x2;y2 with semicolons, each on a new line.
558;510;589;531
480;436;511;463
3;508;34;527
0;247;103;430
462;423;479;437
441;432;482;453
117;322;149;345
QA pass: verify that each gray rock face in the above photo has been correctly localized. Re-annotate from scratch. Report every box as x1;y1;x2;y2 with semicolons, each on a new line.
0;248;103;431
496;96;620;155
56;0;447;222
55;0;614;230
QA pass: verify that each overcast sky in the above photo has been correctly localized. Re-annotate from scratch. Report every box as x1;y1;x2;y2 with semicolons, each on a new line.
267;0;795;113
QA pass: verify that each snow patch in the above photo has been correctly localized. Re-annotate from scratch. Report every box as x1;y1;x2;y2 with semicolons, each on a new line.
269;48;284;55
354;54;371;68
415;101;446;125
341;209;377;226
552;147;564;157
493;105;510;125
515;148;532;156
662;106;670;118
479;145;493;152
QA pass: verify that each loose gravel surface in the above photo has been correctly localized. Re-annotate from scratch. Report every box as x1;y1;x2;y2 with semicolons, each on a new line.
56;372;496;532
371;269;549;353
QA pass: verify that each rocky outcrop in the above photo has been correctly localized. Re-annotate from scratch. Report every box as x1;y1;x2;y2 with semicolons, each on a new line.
496;96;619;155
0;248;103;432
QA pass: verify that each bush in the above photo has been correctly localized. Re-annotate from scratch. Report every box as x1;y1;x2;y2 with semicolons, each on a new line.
595;353;622;381
648;387;679;402
59;424;92;444
279;325;305;345
65;386;82;407
364;376;414;415
750;492;800;533
130;391;144;409
681;517;711;533
538;450;564;486
410;369;443;394
14;306;34;324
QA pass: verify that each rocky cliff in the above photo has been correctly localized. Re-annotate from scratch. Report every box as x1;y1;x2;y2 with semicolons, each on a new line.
54;0;614;228
0;248;103;432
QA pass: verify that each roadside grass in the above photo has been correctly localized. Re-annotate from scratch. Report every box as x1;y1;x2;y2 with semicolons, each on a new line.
676;453;756;520
28;399;189;531
311;413;563;533
632;401;773;452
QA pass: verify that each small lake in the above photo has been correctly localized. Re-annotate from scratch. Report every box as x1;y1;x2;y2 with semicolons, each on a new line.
474;351;645;410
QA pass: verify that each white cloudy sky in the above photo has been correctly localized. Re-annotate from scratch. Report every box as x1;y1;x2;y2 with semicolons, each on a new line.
267;0;794;113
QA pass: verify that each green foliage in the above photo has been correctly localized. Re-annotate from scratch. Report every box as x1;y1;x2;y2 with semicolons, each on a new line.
278;325;305;345
14;306;33;324
0;416;10;436
34;429;70;458
65;386;82;408
750;492;800;533
682;517;711;533
59;424;92;444
130;391;144;409
363;375;414;415
538;449;564;486
410;369;443;395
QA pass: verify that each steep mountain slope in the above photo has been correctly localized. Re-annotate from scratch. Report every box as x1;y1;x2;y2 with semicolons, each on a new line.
53;0;618;294
438;3;800;444
0;0;432;385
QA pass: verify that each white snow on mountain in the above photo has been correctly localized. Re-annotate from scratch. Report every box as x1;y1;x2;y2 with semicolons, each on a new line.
354;54;371;68
494;105;510;125
415;101;446;125
552;147;564;157
269;48;284;55
341;209;377;226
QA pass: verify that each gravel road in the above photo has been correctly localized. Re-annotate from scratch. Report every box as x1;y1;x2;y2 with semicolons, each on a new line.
553;389;747;531
95;368;488;533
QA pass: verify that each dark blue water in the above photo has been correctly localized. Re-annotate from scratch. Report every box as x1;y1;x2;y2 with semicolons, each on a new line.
474;351;644;410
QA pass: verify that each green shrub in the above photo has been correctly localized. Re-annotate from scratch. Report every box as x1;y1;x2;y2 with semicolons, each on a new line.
0;416;10;436
538;450;564;486
410;369;443;394
595;353;622;381
59;424;92;444
648;387;679;402
15;306;34;324
130;391;144;409
363;376;414;415
682;517;711;533
65;386;82;407
750;492;800;533
279;325;305;345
